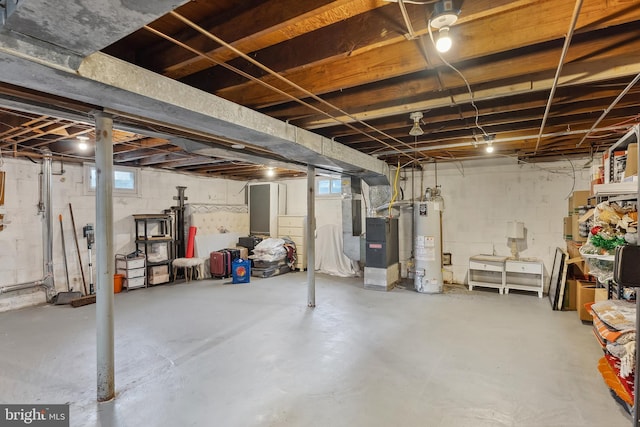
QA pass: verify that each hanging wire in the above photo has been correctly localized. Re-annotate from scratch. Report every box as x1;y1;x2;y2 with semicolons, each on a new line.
426;20;489;139
152;12;426;162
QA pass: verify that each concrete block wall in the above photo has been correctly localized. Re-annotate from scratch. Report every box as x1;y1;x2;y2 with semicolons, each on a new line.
0;158;247;312
418;159;591;286
279;158;591;288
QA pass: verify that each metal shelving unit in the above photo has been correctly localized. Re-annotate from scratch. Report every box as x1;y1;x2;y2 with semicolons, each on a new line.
133;214;175;285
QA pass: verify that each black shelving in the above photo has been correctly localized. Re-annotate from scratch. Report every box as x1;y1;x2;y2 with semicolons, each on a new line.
133;214;175;285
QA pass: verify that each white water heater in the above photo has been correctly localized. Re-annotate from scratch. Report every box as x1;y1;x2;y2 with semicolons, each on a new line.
413;196;443;293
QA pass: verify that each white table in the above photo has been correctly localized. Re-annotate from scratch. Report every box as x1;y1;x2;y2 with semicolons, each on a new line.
468;255;508;294
504;259;544;298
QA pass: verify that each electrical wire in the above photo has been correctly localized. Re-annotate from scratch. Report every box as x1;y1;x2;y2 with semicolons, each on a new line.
397;0;439;4
426;20;489;139
564;155;576;200
158;12;426;163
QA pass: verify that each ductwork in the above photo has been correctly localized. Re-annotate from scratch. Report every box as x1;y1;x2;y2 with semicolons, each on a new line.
0;29;390;184
341;177;363;261
2;0;190;56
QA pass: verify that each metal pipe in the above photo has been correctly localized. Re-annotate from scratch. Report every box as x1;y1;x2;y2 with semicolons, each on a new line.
576;72;640;148
307;164;316;308
165;12;422;161
42;150;55;300
94;112;115;402
1;152;56;300
634;124;640;427
398;0;417;39
534;0;583;154
0;280;45;295
376;124;632;156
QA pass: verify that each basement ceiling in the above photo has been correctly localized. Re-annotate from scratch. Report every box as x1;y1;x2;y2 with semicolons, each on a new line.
1;0;640;179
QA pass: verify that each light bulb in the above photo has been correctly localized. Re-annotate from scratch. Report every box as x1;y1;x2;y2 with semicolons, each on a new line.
409;122;424;136
78;141;88;150
266;167;275;177
436;27;452;53
486;144;494;153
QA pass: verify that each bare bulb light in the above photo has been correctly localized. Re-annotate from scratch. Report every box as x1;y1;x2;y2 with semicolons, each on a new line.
436;27;452;53
266;167;275;177
485;144;494;153
409;112;424;136
77;135;90;151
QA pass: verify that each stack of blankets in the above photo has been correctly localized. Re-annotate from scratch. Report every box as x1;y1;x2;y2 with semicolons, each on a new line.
588;299;636;408
250;237;297;278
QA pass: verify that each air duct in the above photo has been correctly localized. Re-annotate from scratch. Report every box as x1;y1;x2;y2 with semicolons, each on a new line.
341;176;363;261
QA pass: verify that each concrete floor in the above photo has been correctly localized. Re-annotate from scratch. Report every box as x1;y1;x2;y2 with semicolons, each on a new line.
0;272;631;427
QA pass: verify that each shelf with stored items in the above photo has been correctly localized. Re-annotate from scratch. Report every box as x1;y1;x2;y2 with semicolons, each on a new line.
115;253;146;289
133;214;175;285
584;124;640;419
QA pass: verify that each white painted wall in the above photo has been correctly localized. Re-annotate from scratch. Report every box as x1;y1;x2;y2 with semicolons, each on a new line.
0;156;590;311
277;177;352;228
0;158;246;312
417;159;591;286
279;158;591;288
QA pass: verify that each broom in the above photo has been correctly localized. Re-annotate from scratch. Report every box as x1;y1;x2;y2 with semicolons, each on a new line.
53;214;82;305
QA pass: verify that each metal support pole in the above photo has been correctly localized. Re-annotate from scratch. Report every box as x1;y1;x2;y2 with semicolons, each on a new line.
173;186;187;258
42;150;55;299
634;124;640;427
94;112;115;402
307;165;316;307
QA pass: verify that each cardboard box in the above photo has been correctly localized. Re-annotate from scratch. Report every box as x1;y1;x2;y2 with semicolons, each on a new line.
148;273;170;285
150;265;169;276
562;279;577;311
625;143;637;179
568;190;590;214
571;214;587;243
595;287;608;302
566;240;582;259
563;216;572;240
577;280;597;321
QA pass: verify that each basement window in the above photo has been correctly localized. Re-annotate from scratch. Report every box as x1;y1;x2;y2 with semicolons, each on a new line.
84;164;140;196
317;178;342;196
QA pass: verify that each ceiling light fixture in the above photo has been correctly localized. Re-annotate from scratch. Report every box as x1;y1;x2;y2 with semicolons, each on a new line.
77;135;90;151
266;167;275;178
231;143;245;149
484;134;495;153
435;27;452;53
409;111;424;136
429;0;459;54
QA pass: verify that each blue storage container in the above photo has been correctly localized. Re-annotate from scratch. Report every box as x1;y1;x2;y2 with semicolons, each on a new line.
232;258;251;284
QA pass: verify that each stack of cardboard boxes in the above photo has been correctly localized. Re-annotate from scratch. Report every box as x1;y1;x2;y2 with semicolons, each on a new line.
563;190;596;320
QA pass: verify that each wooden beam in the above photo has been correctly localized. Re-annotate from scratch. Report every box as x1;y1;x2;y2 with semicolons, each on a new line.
146;0;386;79
215;0;640;108
302;42;640;129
